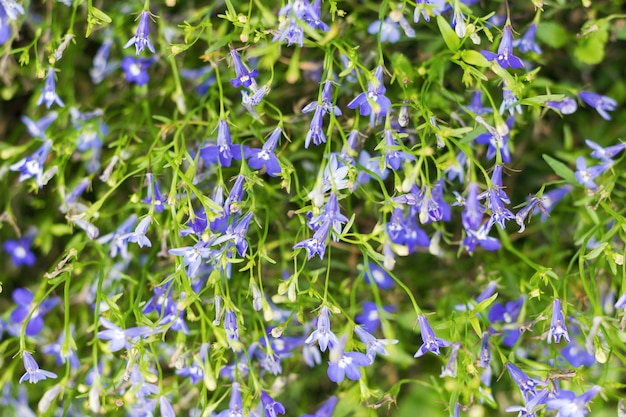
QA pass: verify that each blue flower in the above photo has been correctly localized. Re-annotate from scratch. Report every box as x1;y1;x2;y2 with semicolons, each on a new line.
414;0;447;23
362;262;394;289
474;116;514;163
327;350;370;383
414;314;451;357
120;216;152;248
217;382;244;417
481;25;525;69
575;156;611;190
478;331;491;368
347;66;392;125
3;235;36;267
121;56;155;85
90;38;114;83
240;127;282;176
260;391;286;417
10;288;58;336
585;139;626;162
305;306;338;352
21;111;58;140
561;342;595;368
368;18;401;43
124;10;155;55
143;173;167;212
200;120;236;167
578;91;617;120
230;47;258;88
546;97;578;115
0;8;12;45
548;298;570;344
505;388;549;416
506;362;547;399
19;352;57;384
512;23;542;54
97;317;152;352
533;185;572;221
355;301;395;333
464;91;493;115
382;129;415;171
547;386;601;417
300;396;338;417
354;325;398;363
37;68;65;108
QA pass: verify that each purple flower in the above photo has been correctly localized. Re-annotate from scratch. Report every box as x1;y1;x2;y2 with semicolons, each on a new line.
478;331;491;368
230;48;258;88
3;235;36;267
120;216;152;248
37;68;65;108
585;139;626;162
474;116;514;163
347;66;392;125
41;329;80;368
382;129;415;170
575;156;611;190
354;326;397;363
124;10;155;55
19;352;57;384
512;23;542;54
547;386;601;417
121;56;155;85
0;8;12;45
305;306;338;352
260;391;286;417
362;262;394;289
300;396;338;417
548;299;570;344
464;91;493;115
500;82;522;115
9;139;53;188
578;91;617;120
489;297;523;347
304;106;326;148
243;127;282;176
217;382;243;417
224;310;239;347
533;185;572;221
561;342;595;368
10;288;58;336
327;350;370;383
481;25;524;69
143;173;167;212
90;38;114;83
546;97;578;114
355;302;395;333
21;111;58;140
159;397;175;417
414;314;451;357
506;362;547;399
97;317;152;352
302;81;342;116
200;120;236;167
168;241;211;277
368;18;401;43
414;0;447;23
505;388;549;417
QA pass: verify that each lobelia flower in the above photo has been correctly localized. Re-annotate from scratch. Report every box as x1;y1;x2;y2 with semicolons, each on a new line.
260;391;286;417
159;396;176;417
548;299;570;344
500;82;523;115
19;352;57;384
368;18;401;43
512;23;542;54
3;234;36;267
213;212;255;257
300;396;338;417
124;10;156;55
37;68;65;108
347;66;392;126
506;362;547;399
354;325;398;363
120;216;152;248
241;127;282;176
585;139;626;163
181;65;216;95
615;292;626;309
143;173;167;212
464;91;493;115
414;0;447;23
547;386;602;417
451;7;466;38
41;328;80;368
97;317;153;352
489;297;524;347
505;388;549;417
217;382;244;417
0;8;11;45
21;111;58;140
97;214;138;259
168;241;212;278
355;302;395;333
533;185;572;222
201;119;236;167
10;288;59;336
440;342;461;378
10;139;53;188
327;345;371;383
561;342;595;368
230;47;258;88
478;331;491;368
224;310;239;348
382;128;415;170
481;25;525;69
121;56;156;85
546;97;578;115
2;0;25;20
90;38;114;83
362;262;394;289
305;306;338;352
414;314;451;357
474;115;514;163
574;156;612;190
578;91;617;120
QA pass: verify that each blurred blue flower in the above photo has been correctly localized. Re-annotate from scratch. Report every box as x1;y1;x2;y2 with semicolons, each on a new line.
578;91;617;120
3;235;36;267
513;23;542;54
19;352;57;384
37;68;65;108
121;56;155;85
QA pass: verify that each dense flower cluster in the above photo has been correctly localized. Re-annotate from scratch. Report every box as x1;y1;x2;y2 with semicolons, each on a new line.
1;0;625;416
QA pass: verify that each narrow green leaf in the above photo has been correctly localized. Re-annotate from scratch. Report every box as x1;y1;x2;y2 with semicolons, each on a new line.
542;154;577;184
437;15;460;52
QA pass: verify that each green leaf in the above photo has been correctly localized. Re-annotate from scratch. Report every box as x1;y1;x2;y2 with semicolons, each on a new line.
536;22;569;48
437;15;460;52
574;26;608;65
542;154;577;184
460;50;490;67
90;7;112;24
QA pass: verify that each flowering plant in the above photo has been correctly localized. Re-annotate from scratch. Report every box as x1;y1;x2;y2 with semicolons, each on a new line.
1;1;626;416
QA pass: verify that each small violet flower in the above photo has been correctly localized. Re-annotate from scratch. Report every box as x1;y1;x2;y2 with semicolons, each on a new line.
37;68;65;108
230;47;258;89
512;23;542;54
121;56;156;85
481;25;524;69
547;298;570;344
578;91;617;120
19;352;57;384
546;97;578;115
260;391;286;417
3;234;36;267
124;10;156;55
414;314;451;357
305;306;338;352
